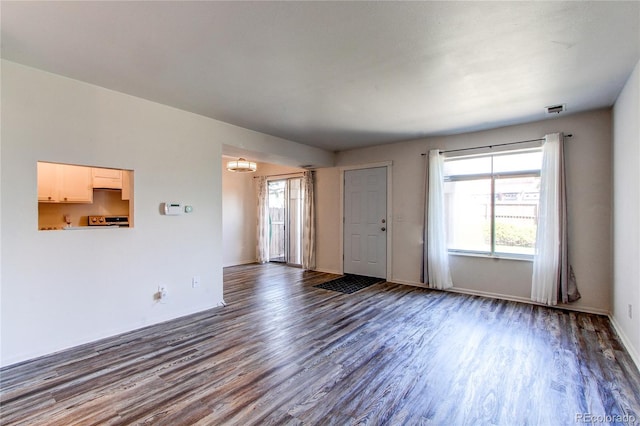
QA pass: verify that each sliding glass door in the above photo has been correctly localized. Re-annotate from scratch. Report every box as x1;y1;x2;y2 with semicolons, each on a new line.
268;180;286;262
267;178;303;266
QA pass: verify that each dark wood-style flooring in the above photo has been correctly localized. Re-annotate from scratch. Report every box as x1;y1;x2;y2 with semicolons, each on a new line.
1;263;639;425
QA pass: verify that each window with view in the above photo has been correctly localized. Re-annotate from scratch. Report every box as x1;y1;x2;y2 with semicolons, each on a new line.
443;149;543;258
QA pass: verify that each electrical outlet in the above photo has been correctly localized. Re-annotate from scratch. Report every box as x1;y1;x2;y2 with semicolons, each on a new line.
192;276;201;288
628;304;633;319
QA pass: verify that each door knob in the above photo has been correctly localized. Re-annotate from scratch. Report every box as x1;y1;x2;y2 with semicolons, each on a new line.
381;227;386;231
381;219;386;223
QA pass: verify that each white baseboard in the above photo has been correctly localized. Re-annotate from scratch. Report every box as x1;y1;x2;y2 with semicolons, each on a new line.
312;267;342;275
554;303;609;316
446;286;533;304
609;314;640;373
389;278;428;288
223;259;256;267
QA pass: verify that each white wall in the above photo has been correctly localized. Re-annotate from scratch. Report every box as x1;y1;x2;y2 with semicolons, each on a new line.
0;61;333;366
612;59;640;366
314;168;342;274
221;160;304;267
222;159;257;267
316;109;612;313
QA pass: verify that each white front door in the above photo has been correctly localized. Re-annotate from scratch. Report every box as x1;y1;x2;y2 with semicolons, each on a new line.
343;167;387;278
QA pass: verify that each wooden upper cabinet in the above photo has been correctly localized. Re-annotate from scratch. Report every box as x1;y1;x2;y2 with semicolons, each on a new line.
37;162;59;202
37;162;93;203
92;167;122;189
59;165;93;203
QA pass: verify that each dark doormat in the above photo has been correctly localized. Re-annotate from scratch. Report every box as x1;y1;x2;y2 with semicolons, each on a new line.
314;274;385;294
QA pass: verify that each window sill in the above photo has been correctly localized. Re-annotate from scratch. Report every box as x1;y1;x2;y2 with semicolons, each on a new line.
448;251;533;262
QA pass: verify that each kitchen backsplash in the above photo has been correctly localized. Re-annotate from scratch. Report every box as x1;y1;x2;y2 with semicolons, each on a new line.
38;189;130;230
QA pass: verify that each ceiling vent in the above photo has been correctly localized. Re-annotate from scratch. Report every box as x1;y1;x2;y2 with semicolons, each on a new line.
545;104;566;115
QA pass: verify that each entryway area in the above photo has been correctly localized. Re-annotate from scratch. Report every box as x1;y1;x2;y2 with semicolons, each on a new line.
343;166;389;279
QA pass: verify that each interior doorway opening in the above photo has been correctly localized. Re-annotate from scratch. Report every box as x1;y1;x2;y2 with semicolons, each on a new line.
268;178;303;266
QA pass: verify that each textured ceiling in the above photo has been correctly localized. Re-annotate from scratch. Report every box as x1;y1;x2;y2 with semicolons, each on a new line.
2;1;639;151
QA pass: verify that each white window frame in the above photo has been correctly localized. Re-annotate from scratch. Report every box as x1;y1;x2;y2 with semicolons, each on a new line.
444;148;542;260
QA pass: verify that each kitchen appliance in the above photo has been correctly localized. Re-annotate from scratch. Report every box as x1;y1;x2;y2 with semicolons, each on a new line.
88;215;129;227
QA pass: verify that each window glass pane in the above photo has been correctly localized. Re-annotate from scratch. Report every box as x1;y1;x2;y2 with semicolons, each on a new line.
444;178;491;252
268;180;286;262
493;151;542;173
494;176;540;255
444;156;491;177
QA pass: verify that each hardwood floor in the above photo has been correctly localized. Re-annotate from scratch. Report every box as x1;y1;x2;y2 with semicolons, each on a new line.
2;263;639;425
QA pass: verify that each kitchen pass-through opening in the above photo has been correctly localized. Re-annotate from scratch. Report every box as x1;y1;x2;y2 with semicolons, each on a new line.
37;161;134;231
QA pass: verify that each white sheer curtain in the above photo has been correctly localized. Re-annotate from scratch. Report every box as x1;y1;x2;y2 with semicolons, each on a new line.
301;171;316;270
256;176;270;264
425;150;453;289
531;132;580;305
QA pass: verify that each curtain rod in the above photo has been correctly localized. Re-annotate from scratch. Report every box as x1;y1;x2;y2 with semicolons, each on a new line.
252;172;305;179
420;133;573;156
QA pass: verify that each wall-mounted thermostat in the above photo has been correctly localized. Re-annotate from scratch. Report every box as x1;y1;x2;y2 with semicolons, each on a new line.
163;202;183;215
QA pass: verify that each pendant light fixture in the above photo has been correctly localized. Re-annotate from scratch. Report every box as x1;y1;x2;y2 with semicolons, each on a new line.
226;157;257;173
